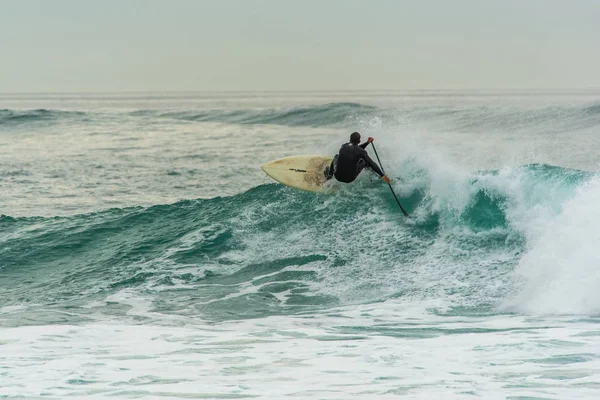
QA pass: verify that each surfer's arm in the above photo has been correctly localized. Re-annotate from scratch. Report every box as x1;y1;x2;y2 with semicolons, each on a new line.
359;137;375;149
361;152;384;177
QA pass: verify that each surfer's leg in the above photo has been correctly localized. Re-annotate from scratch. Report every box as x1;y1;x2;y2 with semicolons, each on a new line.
324;155;338;180
356;158;367;175
340;159;368;182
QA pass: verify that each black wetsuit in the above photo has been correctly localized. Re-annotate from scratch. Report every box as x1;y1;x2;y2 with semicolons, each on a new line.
326;142;384;183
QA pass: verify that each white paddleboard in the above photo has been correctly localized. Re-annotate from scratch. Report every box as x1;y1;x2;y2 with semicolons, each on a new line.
261;155;334;193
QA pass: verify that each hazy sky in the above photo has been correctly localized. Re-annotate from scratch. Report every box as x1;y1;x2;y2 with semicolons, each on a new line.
1;0;599;92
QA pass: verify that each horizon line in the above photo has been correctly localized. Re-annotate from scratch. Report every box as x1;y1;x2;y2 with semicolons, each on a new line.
1;88;600;96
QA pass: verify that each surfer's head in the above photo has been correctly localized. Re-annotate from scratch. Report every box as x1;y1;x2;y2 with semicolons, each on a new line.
350;131;361;144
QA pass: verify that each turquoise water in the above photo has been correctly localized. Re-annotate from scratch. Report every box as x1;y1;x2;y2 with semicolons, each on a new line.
1;92;600;399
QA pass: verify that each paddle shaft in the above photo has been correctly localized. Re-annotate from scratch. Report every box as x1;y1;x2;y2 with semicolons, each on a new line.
370;143;409;217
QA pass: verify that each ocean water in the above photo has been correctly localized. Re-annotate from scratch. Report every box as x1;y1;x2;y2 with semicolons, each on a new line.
1;91;600;399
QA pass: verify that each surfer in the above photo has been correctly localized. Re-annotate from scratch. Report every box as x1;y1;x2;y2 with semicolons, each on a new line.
325;132;391;184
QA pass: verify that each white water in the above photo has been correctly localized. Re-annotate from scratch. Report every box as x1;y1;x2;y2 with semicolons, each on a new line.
507;177;600;315
2;303;600;399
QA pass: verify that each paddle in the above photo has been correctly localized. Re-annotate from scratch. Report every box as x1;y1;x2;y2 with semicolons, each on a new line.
371;142;409;217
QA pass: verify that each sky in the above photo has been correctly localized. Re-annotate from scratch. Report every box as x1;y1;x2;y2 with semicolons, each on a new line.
1;0;599;92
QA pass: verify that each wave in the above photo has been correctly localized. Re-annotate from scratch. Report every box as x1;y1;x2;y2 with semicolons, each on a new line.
0;108;87;127
129;102;378;127
0;162;596;321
